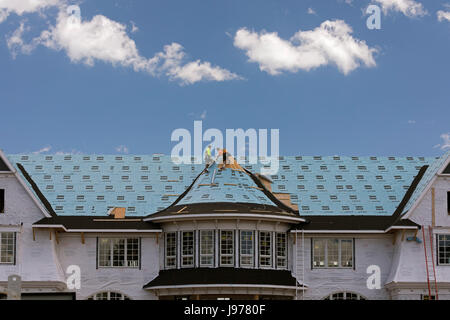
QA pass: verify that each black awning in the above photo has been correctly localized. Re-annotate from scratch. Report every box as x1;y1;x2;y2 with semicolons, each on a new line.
143;268;303;289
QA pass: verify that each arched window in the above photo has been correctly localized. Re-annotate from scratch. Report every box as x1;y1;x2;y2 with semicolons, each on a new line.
324;292;366;300
87;291;131;300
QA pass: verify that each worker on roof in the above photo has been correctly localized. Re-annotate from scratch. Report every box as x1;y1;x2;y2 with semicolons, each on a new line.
204;145;213;169
216;148;231;169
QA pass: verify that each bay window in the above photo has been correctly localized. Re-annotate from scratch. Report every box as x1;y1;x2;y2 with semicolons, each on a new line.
276;233;287;269
240;230;254;267
165;232;177;268
220;230;234;266
200;230;214;267
259;231;272;267
181;231;195;267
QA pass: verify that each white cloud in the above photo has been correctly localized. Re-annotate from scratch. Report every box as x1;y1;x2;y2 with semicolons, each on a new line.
307;8;316;15
234;20;377;75
0;0;63;23
130;20;138;33
32;145;52;154
200;110;207;119
12;8;241;85
115;145;129;154
54;149;83;155
408;120;416;124
439;133;450;150
6;22;36;58
156;43;242;84
437;10;450;22
372;0;427;17
36;10;153;71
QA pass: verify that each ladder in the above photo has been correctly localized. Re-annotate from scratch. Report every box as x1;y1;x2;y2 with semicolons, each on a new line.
422;226;439;300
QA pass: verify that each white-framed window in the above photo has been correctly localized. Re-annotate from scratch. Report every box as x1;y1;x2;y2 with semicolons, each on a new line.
240;230;254;267
447;191;450;214
324;292;366;300
259;231;272;267
98;238;139;268
181;231;195;267
199;230;214;267
0;189;4;213
220;230;234;266
0;232;15;264
88;291;131;300
276;233;287;269
437;234;450;265
165;232;177;268
313;239;353;268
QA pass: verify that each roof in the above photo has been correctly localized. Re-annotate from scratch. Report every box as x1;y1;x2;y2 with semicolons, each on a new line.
16;163;57;217
293;164;428;231
143;268;303;289
401;150;450;215
146;160;299;221
6;153;440;217
176;161;278;207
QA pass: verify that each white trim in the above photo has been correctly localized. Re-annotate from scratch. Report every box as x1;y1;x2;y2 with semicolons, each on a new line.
145;213;304;223
438;153;450;175
384;225;419;232
146;284;306;290
0;150;52;218
290;230;385;234
32;224;162;233
0;149;17;172
0;225;21;232
290;226;418;234
403;153;450;220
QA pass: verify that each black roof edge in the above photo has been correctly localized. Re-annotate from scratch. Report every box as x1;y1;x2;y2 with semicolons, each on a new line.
387;164;429;228
143;267;303;289
16;163;56;217
243;167;299;215
32;215;161;231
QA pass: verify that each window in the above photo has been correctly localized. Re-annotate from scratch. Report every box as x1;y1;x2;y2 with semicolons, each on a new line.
240;231;254;267
421;295;436;300
199;230;214;267
313;239;353;268
448;192;450;214
88;291;131;300
165;232;177;268
259;232;272;267
220;231;234;266
0;232;15;264
98;238;139;268
0;189;4;213
437;234;450;265
324;292;365;300
181;231;194;267
276;233;287;269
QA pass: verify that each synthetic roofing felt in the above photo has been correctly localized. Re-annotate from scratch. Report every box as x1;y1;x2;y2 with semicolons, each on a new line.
7;153;446;217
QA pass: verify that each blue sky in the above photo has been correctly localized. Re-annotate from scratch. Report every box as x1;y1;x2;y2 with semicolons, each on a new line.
0;0;449;157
